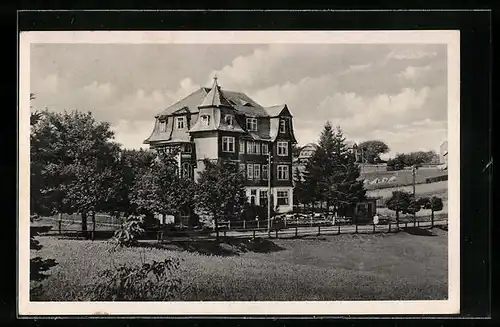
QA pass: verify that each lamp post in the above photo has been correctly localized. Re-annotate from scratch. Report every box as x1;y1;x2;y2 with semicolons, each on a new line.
267;151;272;233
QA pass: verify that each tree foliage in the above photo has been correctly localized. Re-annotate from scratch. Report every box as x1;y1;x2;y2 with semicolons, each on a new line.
194;159;246;239
385;190;413;225
357;140;390;164
419;196;444;227
130;152;196;225
30;110;122;233
301;122;366;216
386;151;440;171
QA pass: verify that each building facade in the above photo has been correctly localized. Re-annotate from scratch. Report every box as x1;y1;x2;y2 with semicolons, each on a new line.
144;77;297;213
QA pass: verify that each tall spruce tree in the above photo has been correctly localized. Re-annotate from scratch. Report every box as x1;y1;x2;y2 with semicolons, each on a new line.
302;122;366;218
328;127;366;219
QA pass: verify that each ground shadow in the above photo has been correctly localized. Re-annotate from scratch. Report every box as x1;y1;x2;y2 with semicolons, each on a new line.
402;227;437;236
138;237;286;257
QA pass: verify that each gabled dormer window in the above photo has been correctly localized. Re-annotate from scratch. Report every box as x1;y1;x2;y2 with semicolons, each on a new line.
201;115;210;126
159;119;166;132
279;119;286;133
246;117;257;131
176;117;185;129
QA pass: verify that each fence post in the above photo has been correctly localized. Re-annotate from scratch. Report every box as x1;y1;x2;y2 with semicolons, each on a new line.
373;224;375;233
389;223;391;233
275;230;278;239
295;226;298;237
228;220;231;230
257;220;260;229
296;216;299;225
318;225;321;236
417;221;420;228
338;225;341;235
414;220;416;228
253;230;256;239
405;222;408;229
284;215;287;228
223;230;227;237
243;220;246;229
355;224;358;234
310;215;313;227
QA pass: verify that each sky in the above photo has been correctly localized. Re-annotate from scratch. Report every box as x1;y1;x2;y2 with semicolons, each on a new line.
30;43;448;158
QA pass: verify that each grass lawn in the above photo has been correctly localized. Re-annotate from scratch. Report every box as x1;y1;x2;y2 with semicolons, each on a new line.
31;229;448;301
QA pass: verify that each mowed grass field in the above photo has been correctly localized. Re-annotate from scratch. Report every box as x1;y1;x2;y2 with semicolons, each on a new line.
31;229;448;301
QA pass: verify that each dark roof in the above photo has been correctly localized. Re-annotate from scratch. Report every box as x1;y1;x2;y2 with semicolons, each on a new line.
156;83;284;118
198;77;233;109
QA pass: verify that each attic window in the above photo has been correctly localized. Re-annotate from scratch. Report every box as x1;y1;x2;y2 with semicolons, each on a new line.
159;120;167;132
201;115;210;126
243;102;252;107
225;114;234;126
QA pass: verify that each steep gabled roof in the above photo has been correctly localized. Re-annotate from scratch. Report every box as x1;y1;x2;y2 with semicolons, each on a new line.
264;104;292;117
198;77;233;109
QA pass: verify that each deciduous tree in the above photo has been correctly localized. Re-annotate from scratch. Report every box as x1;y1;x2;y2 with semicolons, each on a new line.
194;159;246;240
357;140;390;164
386;190;412;226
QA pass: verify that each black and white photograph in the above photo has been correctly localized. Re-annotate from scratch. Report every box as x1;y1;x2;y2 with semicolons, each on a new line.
19;30;460;316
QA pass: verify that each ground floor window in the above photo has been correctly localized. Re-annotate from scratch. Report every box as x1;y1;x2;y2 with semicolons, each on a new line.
277;190;289;206
259;190;268;207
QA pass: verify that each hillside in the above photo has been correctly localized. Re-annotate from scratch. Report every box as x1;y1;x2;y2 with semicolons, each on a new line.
360;167;447;190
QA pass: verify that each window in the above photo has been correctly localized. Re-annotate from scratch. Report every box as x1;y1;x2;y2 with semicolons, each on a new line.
262;164;269;180
251;189;257;196
253;164;261;180
183;144;192;153
279;119;286;133
246;141;260;154
239;163;246;177
277;141;288;156
159;120;166;132
259;190;268;206
222;136;235;152
247;164;254;180
239;140;245;154
277;190;289;206
277;165;289;180
176;117;185;129
201;115;210;126
181;162;192;179
246;117;258;131
225;114;233;126
262;143;269;155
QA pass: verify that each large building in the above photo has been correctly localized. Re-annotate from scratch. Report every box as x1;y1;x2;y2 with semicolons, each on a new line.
144;77;297;213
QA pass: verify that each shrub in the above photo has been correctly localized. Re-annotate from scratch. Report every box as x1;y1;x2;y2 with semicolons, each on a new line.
110;215;145;248
84;258;183;301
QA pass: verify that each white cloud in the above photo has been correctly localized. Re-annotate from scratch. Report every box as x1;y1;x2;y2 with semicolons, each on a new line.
388;50;438;60
397;65;432;80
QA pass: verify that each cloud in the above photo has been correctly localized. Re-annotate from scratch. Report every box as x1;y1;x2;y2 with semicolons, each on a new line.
397;65;433;80
388;49;438;60
30;43;448;155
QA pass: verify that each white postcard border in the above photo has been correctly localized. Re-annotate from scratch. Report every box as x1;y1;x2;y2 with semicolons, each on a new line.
18;30;460;316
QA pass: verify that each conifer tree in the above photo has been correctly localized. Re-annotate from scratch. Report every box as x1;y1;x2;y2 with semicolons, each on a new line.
302;122;366;218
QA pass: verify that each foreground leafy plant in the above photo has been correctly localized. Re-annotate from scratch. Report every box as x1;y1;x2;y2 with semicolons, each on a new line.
85;258;183;301
110;215;145;248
